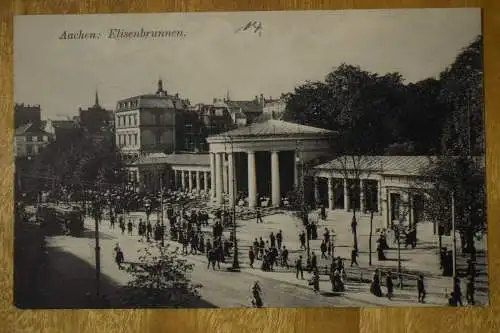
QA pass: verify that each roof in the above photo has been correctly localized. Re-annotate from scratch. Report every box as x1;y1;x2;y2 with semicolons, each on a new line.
208;119;335;140
118;94;187;110
50;120;78;129
314;156;438;176
134;153;209;166
226;100;262;115
15;123;51;136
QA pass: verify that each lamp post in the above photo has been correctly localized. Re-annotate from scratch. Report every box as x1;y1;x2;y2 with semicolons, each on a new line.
228;134;240;271
145;199;152;242
92;194;102;299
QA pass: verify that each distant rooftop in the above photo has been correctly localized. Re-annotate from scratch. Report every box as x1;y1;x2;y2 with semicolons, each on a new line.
134;153;209;166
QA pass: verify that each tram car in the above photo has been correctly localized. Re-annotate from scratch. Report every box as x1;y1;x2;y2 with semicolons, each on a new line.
37;204;84;237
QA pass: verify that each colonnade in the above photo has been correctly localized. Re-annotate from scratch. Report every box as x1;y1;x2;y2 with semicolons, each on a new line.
313;176;382;213
209;150;282;208
174;169;211;193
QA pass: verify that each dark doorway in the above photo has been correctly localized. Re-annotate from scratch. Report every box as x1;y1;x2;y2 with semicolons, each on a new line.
363;180;379;213
279;151;295;196
255;151;271;198
390;193;401;222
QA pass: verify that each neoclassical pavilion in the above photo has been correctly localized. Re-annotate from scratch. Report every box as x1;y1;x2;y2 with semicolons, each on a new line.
312;156;434;228
206;120;335;208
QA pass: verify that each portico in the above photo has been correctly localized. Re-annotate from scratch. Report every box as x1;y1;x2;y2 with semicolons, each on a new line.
206;120;335;208
313;156;435;228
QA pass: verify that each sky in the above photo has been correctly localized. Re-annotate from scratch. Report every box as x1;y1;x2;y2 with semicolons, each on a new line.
14;8;481;120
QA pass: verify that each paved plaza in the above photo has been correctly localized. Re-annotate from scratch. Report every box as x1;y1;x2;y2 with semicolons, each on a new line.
30;204;481;308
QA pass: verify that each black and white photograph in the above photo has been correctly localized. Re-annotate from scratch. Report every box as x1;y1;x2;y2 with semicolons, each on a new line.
13;9;487;309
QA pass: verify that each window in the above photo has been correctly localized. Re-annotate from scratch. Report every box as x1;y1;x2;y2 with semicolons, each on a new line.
134;133;138;146
134;114;138;125
26;136;32;142
26;145;33;155
128;134;132;146
33;136;38;142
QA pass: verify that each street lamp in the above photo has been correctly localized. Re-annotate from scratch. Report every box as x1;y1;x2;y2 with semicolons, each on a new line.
144;199;152;242
227;134;240;271
91;194;103;299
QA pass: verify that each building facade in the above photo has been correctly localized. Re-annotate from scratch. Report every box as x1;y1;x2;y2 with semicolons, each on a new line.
115;80;189;163
312;156;435;229
262;94;288;120
206;119;336;208
14;103;41;128
14;123;51;158
79;91;114;134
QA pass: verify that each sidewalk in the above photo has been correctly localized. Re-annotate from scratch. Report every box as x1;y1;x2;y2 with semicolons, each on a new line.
240;266;446;307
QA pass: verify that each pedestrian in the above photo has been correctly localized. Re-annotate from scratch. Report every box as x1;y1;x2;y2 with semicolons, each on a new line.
466;277;475;305
270;232;276;248
259;237;265;259
310;252;318;273
256;209;263;223
249;247;255;268
327;241;332;257
146;221;153;241
320;240;328;259
453;277;463;306
207;248;217;270
299;231;306;250
296;255;304;279
127;220;133;235
309;270;320;293
323;227;330;243
110;212;115;229
113;243;124;270
119;216;125;235
320;204;326;220
370;269;383;297
350;247;359;266
417;275;426;303
253;238;260;259
281;246;289;268
386;273;394;300
351;216;357;235
276;230;283;249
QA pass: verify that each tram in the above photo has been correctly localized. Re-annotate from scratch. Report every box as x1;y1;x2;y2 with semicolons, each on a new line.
37;203;84;237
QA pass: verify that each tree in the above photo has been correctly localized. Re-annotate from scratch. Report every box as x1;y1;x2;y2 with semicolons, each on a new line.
421;154;485;256
122;243;202;307
27;129;127;200
439;35;484;155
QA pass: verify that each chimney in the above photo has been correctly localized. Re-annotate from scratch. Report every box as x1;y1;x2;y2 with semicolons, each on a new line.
260;93;264;108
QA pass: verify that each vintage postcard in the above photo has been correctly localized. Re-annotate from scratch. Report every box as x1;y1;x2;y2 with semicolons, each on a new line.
13;9;487;309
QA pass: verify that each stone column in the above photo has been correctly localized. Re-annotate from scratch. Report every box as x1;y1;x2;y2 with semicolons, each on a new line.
173;170;178;189
196;171;201;192
294;151;299;189
222;154;228;194
314;177;320;204
328;177;334;210
227;153;235;205
210;153;216;199
271;151;281;207
204;171;209;191
343;178;349;211
377;180;382;215
181;170;186;190
247;151;257;208
215;153;224;205
359;179;365;213
188;171;193;191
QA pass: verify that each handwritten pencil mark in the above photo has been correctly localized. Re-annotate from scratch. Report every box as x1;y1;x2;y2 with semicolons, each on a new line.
235;20;263;37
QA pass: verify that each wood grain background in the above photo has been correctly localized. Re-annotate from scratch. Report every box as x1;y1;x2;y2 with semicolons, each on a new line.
0;1;498;332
